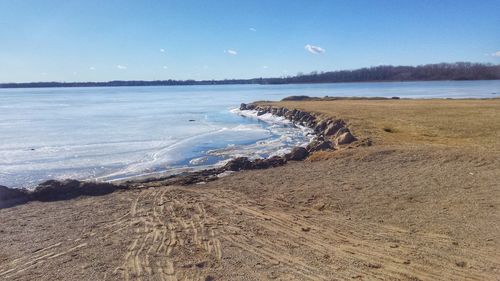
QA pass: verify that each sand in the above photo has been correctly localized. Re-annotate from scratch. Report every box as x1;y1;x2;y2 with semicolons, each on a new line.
0;98;499;281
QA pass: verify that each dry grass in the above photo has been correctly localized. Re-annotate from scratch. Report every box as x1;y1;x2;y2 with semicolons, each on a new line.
258;99;500;151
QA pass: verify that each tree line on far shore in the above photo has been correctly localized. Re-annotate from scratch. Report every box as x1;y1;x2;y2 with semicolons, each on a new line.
2;62;499;89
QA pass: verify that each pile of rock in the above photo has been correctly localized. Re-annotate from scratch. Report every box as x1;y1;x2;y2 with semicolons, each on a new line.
0;185;30;209
31;179;125;201
0;180;127;209
240;103;357;152
224;155;287;171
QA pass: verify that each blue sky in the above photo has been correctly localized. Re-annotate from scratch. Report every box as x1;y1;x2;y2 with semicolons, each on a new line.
0;0;499;82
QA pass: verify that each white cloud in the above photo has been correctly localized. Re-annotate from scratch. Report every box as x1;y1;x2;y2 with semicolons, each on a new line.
262;65;268;69
162;65;168;69
89;66;95;70
492;51;500;57
249;27;257;32
116;65;127;70
305;44;325;54
160;48;165;53
224;49;237;55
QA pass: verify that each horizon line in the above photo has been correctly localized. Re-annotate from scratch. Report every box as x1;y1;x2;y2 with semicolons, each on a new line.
1;62;499;89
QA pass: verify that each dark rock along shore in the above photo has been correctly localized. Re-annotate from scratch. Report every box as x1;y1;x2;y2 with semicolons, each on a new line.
0;102;359;209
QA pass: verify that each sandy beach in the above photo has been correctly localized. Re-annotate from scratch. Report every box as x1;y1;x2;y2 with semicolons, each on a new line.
1;98;499;280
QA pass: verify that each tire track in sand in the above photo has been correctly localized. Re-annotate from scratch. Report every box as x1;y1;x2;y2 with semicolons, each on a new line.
114;187;222;281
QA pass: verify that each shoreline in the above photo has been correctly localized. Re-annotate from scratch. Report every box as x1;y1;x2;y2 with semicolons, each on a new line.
0;98;498;280
0;100;359;209
3;96;499;208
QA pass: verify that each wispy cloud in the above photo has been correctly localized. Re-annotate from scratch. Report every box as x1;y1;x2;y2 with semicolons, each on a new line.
116;65;127;70
160;48;165;53
249;27;257;32
492;51;500;57
262;65;268;69
305;44;325;54
89;66;95;70
162;65;168;69
224;49;238;55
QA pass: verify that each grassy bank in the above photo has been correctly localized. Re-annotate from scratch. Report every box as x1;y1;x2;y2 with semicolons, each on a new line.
258;98;500;149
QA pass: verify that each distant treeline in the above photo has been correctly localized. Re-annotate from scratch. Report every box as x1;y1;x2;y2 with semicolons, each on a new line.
2;62;499;89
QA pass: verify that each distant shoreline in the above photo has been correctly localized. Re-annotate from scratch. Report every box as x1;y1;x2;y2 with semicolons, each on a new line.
2;62;499;89
2;79;500;90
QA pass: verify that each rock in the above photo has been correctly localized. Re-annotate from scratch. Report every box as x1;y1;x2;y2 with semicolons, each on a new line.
80;181;119;196
256;110;266;116
334;127;349;137
31;179;82;201
252;156;286;169
324;120;346;136
307;139;333;152
336;131;357;145
265;155;286;167
239;103;256;110
31;179;122;202
285;147;309;161
314;120;329;134
0;185;30;209
276;107;284;117
224;156;286;171
306;119;317;128
224;157;254;171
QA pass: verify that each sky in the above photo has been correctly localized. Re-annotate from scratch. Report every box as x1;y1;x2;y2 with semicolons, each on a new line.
0;0;499;83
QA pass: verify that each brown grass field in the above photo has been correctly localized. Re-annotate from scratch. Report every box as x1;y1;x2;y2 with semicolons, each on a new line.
260;98;500;149
0;98;499;280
